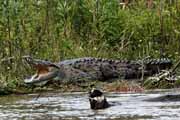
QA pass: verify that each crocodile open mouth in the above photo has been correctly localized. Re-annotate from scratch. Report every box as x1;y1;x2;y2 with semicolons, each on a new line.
23;56;59;86
24;72;59;86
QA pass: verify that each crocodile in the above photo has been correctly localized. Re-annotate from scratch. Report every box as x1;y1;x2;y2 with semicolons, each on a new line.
23;56;172;86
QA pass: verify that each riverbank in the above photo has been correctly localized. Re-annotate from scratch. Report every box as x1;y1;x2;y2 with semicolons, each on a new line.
0;80;141;95
0;80;147;96
1;1;180;96
1;76;180;96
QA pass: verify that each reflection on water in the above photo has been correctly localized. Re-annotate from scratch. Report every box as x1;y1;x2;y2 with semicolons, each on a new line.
0;90;180;120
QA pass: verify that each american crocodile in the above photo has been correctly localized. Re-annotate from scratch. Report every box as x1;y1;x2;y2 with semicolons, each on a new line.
23;56;172;86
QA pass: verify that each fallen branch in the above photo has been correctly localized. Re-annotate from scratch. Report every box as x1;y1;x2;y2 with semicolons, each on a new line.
170;57;180;73
141;56;151;81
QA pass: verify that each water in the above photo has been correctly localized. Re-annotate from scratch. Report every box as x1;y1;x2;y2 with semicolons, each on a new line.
0;90;180;120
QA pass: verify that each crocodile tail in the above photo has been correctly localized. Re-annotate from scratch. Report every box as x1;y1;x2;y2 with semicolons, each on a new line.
144;58;172;74
145;58;172;67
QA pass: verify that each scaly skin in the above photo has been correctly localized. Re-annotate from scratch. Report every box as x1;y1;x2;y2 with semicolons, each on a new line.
23;56;172;86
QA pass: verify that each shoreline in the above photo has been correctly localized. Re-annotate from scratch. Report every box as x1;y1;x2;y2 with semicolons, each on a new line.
0;80;150;96
1;78;180;96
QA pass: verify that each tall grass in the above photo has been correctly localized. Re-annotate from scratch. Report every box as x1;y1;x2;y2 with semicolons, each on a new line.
0;0;180;87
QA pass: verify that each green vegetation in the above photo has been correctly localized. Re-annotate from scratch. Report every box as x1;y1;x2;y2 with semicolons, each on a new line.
0;0;180;90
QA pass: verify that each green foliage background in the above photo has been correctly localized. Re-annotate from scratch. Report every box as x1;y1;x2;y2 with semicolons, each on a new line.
0;0;180;88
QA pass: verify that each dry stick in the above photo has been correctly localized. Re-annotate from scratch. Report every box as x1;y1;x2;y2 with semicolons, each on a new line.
35;92;42;100
0;57;15;63
170;57;180;74
141;56;151;81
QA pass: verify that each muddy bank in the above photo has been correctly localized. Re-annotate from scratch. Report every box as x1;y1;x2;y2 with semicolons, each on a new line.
0;80;144;96
0;87;12;95
2;77;180;96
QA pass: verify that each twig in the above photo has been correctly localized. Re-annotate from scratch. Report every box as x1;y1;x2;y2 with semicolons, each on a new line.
141;56;151;81
170;57;180;73
0;57;15;63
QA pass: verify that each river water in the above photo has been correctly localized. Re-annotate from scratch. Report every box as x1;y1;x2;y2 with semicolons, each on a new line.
0;90;180;120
